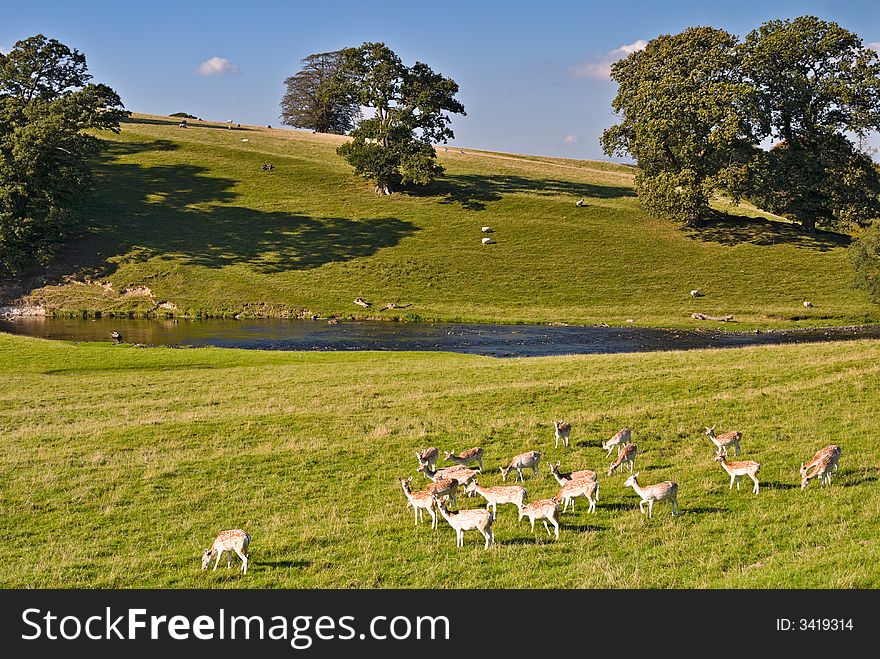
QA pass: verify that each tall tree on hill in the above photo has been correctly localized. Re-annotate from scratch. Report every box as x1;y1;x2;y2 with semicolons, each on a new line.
280;51;359;135
740;16;880;232
600;27;757;225
335;42;465;195
0;34;128;278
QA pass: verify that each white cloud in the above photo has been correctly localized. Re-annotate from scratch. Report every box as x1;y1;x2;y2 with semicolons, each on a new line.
570;39;648;81
563;134;581;145
195;57;240;76
868;42;880;53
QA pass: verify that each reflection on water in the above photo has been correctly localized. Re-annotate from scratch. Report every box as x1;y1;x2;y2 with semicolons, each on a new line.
1;316;878;358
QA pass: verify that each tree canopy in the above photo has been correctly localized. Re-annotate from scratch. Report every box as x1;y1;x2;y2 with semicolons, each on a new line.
0;34;127;277
602;16;880;232
335;42;465;195
280;51;359;135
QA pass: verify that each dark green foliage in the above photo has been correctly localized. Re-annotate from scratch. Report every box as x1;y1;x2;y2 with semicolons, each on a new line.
850;221;880;302
280;51;358;134
0;34;127;277
169;112;197;119
335;42;465;194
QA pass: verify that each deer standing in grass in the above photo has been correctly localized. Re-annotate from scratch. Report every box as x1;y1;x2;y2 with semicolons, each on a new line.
800;445;841;489
418;464;478;490
464;479;527;516
444;447;484;472
704;426;742;457
415;447;439;471
435;496;495;549
715;451;760;494
501;450;542;482
549;462;599;500
518;499;560;540
553;420;573;448
623;473;678;518
425;478;459;507
554;478;598;514
399;477;438;528
602;427;631;457
202;529;251;574
607;442;637;476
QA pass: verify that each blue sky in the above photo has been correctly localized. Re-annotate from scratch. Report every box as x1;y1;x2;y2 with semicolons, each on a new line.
2;0;879;160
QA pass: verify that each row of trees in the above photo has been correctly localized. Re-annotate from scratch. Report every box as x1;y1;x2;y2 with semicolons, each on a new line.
0;35;127;277
600;16;880;233
281;42;465;195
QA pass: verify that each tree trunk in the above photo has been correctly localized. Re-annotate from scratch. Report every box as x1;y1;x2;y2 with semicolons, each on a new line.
800;216;816;234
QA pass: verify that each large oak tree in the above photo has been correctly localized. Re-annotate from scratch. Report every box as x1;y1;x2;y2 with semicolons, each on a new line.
280;51;359;135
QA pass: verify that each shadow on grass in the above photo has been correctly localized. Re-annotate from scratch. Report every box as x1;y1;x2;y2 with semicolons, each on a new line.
682;506;725;514
841;467;880;487
684;212;851;252
762;481;800;491
51;139;417;280
260;560;311;570
408;173;635;211
574;440;604;449
562;523;603;533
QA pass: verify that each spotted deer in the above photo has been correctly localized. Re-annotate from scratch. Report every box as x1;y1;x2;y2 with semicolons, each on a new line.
443;447;484;472
553;420;573;448
800;445;841;489
464;479;527;516
704;426;742;457
548;462;599;501
715;451;760;494
602;427;631;457
518;499;560;540
425;477;459;508
607;442;637;476
399;477;438;528
623;473;678;518
435;496;495;549
500;450;542;482
201;529;251;574
418;464;478;489
415;447;439;471
554;477;598;514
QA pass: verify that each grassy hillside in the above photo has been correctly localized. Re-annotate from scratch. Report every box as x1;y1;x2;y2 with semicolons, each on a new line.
1;332;878;588
14;113;879;327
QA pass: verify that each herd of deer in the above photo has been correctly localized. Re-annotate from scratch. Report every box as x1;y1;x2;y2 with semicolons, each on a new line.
199;421;845;571
396;421;844;550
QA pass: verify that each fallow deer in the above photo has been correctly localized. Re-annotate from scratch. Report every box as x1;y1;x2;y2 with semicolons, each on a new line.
464;479;527;516
602;427;631;457
500;450;542;482
415;447;439;471
800;445;841;489
554;478;598;514
715;451;760;494
548;462;599;501
435;496;495;549
443;447;484;472
553;420;573;448
425;477;459;508
517;499;560;540
607;442;637;476
704;426;742;457
623;473;678;518
418;464;478;489
202;529;251;574
399;477;438;528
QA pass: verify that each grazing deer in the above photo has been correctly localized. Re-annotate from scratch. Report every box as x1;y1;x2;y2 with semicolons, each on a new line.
500;450;542;482
418;464;478;489
554;478;598;514
607;442;637;476
800;445;841;489
202;529;251;574
399;477;438;528
415;447;439;471
623;473;678;518
715;451;760;494
464;479;527;516
425;478;459;508
548;462;599;501
553;420;573;448
435;496;494;549
518;499;560;540
704;426;742;457
602;427;631;457
444;447;484;472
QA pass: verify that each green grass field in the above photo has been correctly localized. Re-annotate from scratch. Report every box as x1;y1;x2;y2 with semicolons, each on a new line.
2;332;878;588
18;113;879;328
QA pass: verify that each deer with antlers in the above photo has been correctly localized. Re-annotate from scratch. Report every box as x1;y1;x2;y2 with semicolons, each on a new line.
399;477;438;528
500;450;542;482
201;529;251;574
443;447;484;472
715;451;760;494
607;442;637;476
435;496;495;549
800;445;841;489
